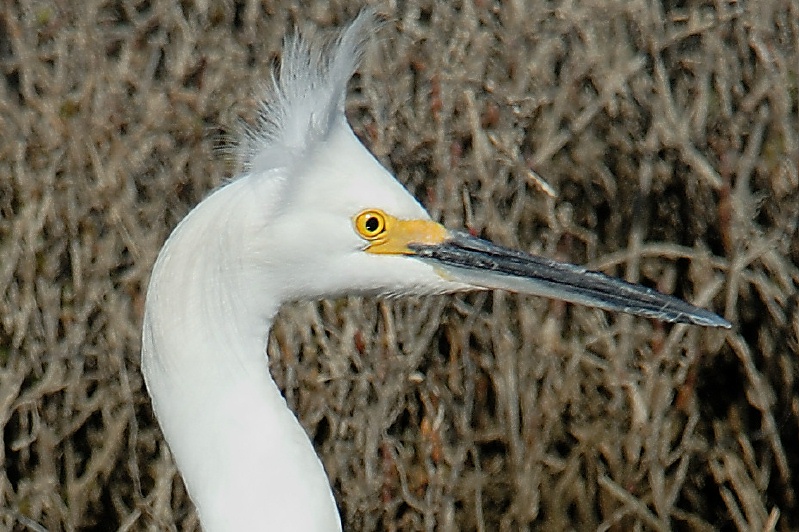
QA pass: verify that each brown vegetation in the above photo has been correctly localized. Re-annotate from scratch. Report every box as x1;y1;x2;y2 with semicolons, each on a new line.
1;1;797;530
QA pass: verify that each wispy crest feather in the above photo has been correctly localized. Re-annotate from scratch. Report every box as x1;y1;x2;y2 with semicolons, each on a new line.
237;10;377;175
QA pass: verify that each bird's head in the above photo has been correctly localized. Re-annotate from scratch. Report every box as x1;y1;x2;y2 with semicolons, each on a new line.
244;118;470;301
224;10;728;328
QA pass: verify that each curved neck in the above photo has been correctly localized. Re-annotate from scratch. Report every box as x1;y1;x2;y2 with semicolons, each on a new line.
141;179;341;531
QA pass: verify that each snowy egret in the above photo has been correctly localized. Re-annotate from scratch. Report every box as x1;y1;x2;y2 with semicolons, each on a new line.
140;10;731;532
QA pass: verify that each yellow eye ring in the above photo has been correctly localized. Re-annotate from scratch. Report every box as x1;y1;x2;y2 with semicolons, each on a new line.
354;209;387;239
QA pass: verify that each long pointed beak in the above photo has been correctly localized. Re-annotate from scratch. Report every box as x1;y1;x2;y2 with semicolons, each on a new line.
410;231;731;328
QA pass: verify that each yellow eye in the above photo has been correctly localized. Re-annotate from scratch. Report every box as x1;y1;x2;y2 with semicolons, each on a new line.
354;209;387;239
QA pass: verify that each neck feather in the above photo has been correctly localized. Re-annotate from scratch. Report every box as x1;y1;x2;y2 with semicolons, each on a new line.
141;178;341;531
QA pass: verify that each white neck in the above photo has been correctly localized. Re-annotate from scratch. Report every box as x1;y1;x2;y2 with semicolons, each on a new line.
141;178;341;531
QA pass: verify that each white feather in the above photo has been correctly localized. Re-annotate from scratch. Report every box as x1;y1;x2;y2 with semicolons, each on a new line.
142;11;456;531
238;10;377;176
141;9;729;531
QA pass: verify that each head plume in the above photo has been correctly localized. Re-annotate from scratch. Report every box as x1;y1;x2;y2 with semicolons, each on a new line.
237;10;378;176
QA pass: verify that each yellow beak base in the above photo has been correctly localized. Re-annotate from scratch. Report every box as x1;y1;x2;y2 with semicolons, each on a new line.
361;214;449;255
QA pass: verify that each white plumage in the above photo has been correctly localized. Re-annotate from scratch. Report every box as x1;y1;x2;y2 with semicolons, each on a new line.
141;10;729;532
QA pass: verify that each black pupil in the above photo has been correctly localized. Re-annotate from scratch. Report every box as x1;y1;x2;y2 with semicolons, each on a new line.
365;216;380;233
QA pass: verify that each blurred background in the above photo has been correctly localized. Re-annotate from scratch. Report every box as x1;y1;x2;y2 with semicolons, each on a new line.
1;0;797;530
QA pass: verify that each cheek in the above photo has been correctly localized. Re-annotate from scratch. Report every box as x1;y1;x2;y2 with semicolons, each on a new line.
334;254;450;296
249;213;365;284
